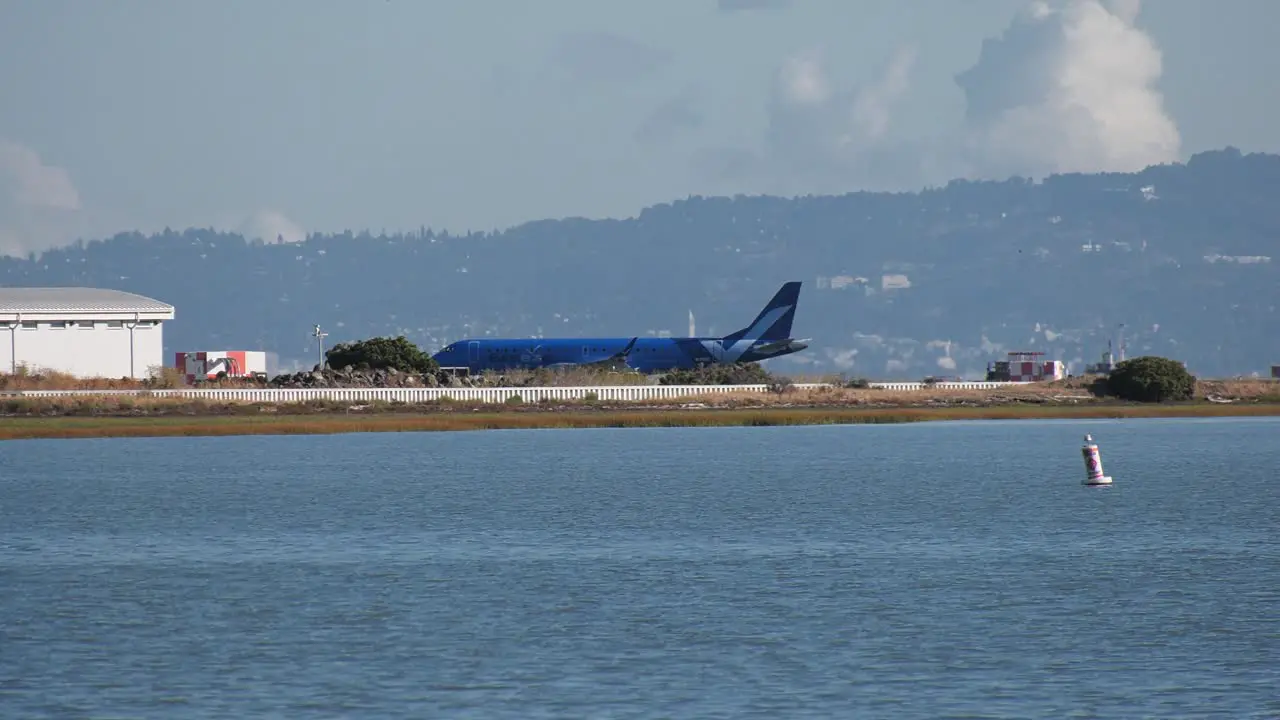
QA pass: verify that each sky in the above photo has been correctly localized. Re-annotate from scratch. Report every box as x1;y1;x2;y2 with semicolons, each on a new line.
1;0;1277;257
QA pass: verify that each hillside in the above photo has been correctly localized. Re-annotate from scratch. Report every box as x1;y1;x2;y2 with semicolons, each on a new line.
2;147;1277;379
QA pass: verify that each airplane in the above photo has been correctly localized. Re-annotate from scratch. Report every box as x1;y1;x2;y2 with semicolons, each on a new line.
430;281;810;374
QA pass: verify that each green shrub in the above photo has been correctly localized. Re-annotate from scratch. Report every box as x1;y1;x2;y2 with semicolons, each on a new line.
325;336;439;374
1105;356;1196;402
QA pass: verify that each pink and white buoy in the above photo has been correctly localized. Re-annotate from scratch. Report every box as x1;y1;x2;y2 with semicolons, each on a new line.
1081;434;1113;486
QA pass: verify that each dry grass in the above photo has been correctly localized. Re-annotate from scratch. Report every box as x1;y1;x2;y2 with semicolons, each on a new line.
781;372;866;385
3;402;1279;441
0;363;658;390
0;366;149;391
0;363;209;390
645;381;1099;408
1195;378;1280;401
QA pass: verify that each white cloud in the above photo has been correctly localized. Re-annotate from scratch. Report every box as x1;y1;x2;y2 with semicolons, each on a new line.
826;347;858;369
954;0;1180;179
1104;0;1141;24
928;339;957;370
698;0;1180;193
0;140;82;257
850;332;886;349
549;31;669;85
241;210;307;244
769;44;916;177
850;46;915;144
778;51;831;106
696;44;919;194
0;141;80;211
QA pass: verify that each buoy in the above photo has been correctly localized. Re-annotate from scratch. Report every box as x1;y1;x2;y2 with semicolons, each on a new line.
1081;434;1113;486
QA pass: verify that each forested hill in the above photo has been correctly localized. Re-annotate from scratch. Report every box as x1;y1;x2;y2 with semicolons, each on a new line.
2;147;1278;379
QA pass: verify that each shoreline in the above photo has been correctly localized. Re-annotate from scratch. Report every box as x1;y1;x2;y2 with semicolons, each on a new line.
3;400;1279;441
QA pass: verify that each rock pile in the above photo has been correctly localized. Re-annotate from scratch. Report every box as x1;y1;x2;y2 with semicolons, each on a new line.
262;365;556;389
266;366;463;389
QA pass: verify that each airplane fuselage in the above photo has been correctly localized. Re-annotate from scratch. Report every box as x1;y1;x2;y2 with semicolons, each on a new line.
431;335;809;374
431;280;808;374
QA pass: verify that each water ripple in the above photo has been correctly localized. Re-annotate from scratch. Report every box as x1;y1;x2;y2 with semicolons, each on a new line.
2;418;1279;718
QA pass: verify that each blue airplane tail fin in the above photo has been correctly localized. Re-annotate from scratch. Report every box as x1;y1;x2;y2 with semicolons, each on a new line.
720;281;801;347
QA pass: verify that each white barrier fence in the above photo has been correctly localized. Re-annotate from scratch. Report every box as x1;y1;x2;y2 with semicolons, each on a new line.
2;381;1028;404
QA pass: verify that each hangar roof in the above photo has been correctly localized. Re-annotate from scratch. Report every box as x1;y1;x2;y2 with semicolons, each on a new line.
0;287;174;314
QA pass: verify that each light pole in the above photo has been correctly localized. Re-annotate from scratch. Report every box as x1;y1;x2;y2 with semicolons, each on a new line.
4;313;18;374
312;324;328;370
125;312;139;379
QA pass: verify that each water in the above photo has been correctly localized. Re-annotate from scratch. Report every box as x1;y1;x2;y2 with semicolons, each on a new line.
2;417;1278;718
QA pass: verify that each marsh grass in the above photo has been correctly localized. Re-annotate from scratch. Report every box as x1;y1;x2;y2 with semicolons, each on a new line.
2;402;1279;441
6;362;1277;400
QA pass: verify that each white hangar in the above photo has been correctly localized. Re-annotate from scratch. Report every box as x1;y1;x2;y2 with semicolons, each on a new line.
0;287;176;379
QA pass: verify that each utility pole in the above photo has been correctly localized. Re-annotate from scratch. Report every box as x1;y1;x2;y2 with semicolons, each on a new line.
312;324;328;370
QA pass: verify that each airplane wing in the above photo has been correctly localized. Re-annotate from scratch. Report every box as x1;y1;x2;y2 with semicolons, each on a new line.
547;338;641;371
587;337;640;369
610;337;639;360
